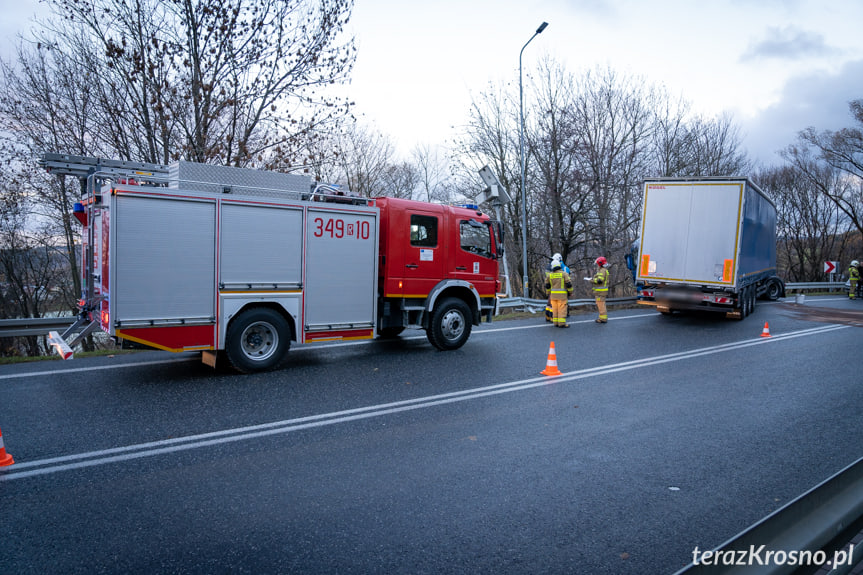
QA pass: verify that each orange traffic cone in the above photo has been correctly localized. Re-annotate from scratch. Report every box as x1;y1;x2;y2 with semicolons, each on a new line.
760;322;771;338
0;427;14;467
541;342;563;376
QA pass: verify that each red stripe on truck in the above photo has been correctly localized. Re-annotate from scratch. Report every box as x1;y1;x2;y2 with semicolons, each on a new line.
116;325;215;352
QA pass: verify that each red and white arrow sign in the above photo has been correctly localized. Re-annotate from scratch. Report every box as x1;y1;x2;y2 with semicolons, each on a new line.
824;261;838;274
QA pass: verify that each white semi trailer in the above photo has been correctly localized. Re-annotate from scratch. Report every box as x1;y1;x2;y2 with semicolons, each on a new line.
634;177;785;319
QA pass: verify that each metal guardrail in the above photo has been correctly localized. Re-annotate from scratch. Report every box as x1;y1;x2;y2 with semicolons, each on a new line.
497;296;638;312
0;316;76;338
0;283;848;337
674;456;863;574
784;282;847;292
0;298;638;337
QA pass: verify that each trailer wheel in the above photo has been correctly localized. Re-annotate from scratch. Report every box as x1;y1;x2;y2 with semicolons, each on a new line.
765;280;782;301
225;307;291;373
740;287;749;318
427;297;472;351
739;286;755;318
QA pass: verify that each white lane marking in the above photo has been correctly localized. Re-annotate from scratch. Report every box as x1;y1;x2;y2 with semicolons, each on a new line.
0;323;847;481
0;312;656;380
0;357;198;380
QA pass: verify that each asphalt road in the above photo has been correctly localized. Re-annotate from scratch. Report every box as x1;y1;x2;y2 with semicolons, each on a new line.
1;296;862;574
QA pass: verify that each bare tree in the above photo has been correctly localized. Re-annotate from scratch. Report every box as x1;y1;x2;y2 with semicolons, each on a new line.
327;122;396;197
565;66;654;293
0;180;69;356
0;45;94;315
305;127;453;200
452;81;524;294
380;161;421;199
649;90;752;181
755;163;854;281
685;113;751;176
46;0;356;167
786;99;863;238
412;143;451;203
649;92;694;177
527;57;588;275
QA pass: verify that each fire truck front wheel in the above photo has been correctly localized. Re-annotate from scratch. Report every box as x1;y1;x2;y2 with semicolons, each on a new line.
225;307;291;373
427;297;472;351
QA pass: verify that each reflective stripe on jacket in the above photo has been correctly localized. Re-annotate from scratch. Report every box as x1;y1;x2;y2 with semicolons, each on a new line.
592;267;609;293
546;271;573;301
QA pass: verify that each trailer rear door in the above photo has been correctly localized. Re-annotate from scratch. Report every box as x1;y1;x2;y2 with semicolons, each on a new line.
638;181;744;286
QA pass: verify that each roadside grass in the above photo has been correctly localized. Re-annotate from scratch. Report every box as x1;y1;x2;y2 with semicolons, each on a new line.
0;348;143;366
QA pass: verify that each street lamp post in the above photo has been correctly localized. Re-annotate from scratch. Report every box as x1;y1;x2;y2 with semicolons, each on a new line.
519;21;548;299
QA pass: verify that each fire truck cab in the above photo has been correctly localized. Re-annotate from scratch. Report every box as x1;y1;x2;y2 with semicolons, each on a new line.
376;197;501;350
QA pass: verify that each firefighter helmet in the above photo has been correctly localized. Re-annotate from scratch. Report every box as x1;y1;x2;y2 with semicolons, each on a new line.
552;261;562;270
595;256;607;267
853;260;860;267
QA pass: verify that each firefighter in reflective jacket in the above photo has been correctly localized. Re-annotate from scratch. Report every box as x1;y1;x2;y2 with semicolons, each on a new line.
589;256;610;323
545;254;570;322
545;260;573;328
850;260;860;300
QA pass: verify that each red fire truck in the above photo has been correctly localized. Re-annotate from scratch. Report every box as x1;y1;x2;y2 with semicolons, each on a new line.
42;154;503;372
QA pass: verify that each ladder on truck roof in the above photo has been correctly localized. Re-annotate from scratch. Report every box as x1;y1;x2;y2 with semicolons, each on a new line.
39;153;170;180
40;153;170;197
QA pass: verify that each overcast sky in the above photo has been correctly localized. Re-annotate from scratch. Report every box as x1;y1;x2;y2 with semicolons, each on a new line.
3;0;862;167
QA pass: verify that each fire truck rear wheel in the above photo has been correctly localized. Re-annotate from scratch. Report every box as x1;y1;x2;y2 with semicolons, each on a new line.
225;307;291;373
428;297;472;351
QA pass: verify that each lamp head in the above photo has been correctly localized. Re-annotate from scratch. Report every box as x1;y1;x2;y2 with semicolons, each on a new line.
536;22;548;34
